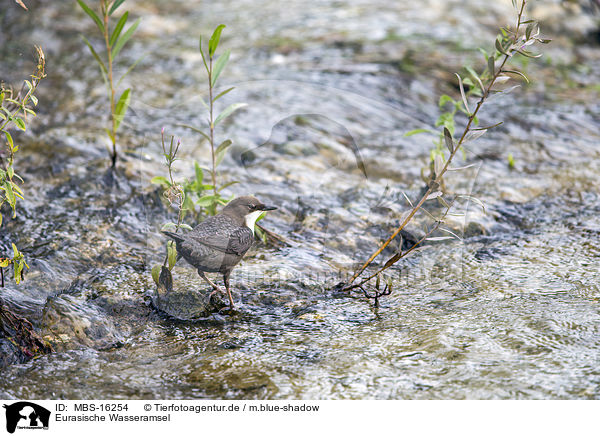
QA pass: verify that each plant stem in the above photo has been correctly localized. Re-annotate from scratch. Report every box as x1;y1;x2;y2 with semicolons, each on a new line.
208;56;217;195
102;0;117;167
346;0;527;287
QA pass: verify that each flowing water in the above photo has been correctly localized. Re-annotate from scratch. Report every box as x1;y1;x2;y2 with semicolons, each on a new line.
0;0;599;399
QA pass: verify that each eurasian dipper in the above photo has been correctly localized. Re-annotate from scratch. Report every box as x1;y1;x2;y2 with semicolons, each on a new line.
162;196;277;309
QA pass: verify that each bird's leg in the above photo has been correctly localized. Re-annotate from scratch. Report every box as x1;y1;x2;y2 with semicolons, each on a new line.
223;272;234;309
199;270;229;306
198;270;221;291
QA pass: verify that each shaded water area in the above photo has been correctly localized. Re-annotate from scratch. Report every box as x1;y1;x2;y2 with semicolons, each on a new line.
1;0;599;398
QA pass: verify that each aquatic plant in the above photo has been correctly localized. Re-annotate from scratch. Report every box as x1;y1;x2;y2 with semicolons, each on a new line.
0;46;46;286
150;129;193;285
77;0;140;168
0;3;53;362
179;24;247;217
339;0;550;300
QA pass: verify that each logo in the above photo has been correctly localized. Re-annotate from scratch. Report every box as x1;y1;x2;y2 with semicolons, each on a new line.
2;402;50;434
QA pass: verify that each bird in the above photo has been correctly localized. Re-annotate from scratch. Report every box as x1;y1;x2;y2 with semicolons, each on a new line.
162;195;277;309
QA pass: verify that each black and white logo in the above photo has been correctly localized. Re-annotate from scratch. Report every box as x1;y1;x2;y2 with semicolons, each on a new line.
3;402;50;434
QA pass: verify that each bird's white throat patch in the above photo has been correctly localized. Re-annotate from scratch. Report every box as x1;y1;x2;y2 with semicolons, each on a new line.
244;210;264;234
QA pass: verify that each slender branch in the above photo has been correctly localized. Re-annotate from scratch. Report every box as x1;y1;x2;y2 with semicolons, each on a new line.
344;198;455;292
346;0;528;287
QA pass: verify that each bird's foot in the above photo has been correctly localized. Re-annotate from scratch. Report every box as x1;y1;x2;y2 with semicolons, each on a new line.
207;287;227;306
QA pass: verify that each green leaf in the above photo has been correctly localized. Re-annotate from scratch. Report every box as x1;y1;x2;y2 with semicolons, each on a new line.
525;23;535;40
456;194;486;214
104;128;115;143
112;18;140;58
151;264;161;285
196;194;219;207
214;103;247;126
438;94;454;108
178;124;211;142
81;35;108;75
14;118;26;131
471;121;503;131
217;180;239;192
488;55;495;77
502;69;529;83
443;127;454;153
213;86;235;102
4;182;15;210
182;193;195;211
116;54;145;88
108;0;126;15
199;35;209;75
465;66;484;93
455;73;470;115
77;0;105;34
113;88;131;131
215;141;232;166
167;241;178;270
194;162;203;184
404;128;432;137
495;38;507;55
515;50;542;59
161;222;178;232
433;154;444;178
463;129;487;143
216;139;232;155
208;24;226;58
4;131;14;149
151;176;171;187
110;11;129;47
211;49;230;86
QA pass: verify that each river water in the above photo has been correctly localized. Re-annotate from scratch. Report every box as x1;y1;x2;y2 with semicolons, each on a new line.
0;0;598;399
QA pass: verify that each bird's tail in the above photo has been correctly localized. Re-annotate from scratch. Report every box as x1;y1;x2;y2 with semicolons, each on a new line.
161;230;186;243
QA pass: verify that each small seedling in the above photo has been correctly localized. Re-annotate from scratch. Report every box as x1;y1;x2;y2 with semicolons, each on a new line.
180;24;246;217
77;0;140;168
0;46;45;285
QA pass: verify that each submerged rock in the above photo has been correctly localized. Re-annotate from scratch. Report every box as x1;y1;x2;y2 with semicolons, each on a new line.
152;267;229;321
41;294;124;351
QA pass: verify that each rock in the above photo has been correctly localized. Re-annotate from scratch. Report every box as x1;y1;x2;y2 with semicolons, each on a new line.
464;221;487;238
187;366;278;397
152;267;229;320
41;294;124;351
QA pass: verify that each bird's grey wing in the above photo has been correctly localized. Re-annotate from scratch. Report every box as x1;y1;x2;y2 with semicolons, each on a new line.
194;227;254;256
186;215;253;256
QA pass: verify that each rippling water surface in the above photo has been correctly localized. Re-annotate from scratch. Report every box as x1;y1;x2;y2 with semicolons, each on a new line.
0;0;599;399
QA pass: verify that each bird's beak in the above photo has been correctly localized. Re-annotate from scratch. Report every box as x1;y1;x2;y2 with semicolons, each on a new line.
258;204;277;211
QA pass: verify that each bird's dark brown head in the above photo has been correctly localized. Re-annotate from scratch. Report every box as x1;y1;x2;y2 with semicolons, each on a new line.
221;196;277;228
